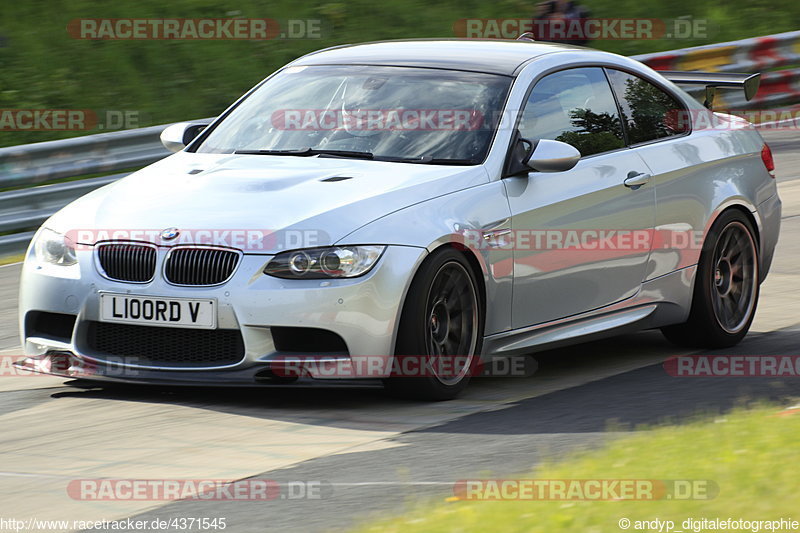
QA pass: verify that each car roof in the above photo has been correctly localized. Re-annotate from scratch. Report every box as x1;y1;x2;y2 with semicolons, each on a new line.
291;39;586;76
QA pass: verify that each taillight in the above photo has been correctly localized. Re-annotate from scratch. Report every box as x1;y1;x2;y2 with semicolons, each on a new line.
761;144;775;177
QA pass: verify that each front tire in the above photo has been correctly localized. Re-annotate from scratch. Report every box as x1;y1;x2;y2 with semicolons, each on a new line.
384;248;484;401
661;210;759;348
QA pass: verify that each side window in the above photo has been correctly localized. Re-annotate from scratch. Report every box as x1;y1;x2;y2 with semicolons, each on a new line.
519;67;625;157
606;69;689;144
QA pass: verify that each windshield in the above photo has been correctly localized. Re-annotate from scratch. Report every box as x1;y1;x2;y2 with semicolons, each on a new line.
194;65;512;164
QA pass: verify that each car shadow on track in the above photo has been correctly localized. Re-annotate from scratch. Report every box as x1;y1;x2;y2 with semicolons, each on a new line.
44;325;800;434
422;325;800;435
114;326;800;533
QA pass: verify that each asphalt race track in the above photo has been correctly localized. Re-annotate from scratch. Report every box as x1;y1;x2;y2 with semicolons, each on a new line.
1;129;799;532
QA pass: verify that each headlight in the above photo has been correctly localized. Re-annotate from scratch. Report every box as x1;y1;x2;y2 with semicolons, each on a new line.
264;245;385;279
33;228;78;266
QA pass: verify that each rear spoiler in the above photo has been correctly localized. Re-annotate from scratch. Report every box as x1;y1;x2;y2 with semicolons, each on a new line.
661;71;761;109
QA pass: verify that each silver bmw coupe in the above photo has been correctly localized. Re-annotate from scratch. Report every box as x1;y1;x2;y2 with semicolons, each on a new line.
18;39;781;399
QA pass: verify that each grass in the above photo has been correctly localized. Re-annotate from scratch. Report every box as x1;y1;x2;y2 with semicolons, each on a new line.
0;254;24;266
2;0;800;148
353;405;800;532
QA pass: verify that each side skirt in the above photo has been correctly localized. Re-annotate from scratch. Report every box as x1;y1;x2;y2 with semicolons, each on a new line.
482;265;697;357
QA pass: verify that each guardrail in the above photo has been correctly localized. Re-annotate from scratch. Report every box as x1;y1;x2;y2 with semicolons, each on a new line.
1;31;800;257
0;124;178;256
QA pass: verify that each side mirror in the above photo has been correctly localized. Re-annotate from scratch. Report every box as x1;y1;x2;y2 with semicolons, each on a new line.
526;139;581;172
504;136;535;176
160;122;210;152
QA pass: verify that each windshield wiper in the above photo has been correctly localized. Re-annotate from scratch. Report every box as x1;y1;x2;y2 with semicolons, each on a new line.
233;148;478;165
234;148;374;160
373;155;480;165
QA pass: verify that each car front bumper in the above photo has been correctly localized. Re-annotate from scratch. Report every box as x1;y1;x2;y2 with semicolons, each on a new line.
18;244;427;384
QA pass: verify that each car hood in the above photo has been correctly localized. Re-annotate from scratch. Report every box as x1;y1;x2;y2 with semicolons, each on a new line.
47;151;489;253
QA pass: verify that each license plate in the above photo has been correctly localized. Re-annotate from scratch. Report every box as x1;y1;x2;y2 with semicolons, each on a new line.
100;294;217;329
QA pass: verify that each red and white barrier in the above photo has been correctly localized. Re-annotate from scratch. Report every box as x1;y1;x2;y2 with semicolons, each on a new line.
633;31;800;110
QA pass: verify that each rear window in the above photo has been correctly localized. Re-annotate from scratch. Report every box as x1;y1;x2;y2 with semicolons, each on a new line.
606;69;690;144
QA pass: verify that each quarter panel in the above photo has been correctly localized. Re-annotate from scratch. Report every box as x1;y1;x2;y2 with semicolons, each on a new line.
636;126;775;281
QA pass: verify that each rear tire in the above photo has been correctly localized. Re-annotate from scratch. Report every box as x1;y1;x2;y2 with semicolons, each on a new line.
661;210;759;348
384;248;484;401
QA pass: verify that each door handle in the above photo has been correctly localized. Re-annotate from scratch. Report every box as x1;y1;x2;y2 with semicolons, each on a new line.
482;228;512;247
624;171;652;189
